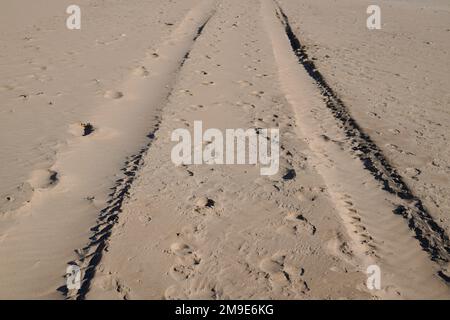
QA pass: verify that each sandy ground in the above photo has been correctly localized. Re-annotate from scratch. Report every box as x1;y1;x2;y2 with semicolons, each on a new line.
0;0;202;298
278;0;450;246
0;0;450;299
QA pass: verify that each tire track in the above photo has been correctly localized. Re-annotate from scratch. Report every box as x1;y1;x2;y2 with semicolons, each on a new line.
83;0;371;299
271;0;450;269
63;2;217;300
262;0;450;297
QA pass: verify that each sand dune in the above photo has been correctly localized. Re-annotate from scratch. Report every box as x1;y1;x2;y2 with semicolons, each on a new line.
0;0;449;299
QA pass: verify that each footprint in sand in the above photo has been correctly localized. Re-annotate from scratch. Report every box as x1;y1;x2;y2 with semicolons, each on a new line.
166;276;219;300
259;254;309;295
244;65;257;72
170;242;194;257
81;123;95;136
169;264;193;281
236;80;253;87
167;238;204;296
195;70;209;76
326;231;356;263
115;279;131;300
93;274;131;299
236;101;256;110
192;196;217;216
164;285;186;299
259;257;284;274
284;212;317;235
195;196;215;209
104;90;123;99
188;104;204;111
276;223;299;237
179;89;193;96
171;243;200;266
132;66;150;77
29;169;59;189
175;165;194;178
404;167;421;181
250;90;264;98
0;183;33;212
0;84;15;92
297;186;324;202
69;122;95;137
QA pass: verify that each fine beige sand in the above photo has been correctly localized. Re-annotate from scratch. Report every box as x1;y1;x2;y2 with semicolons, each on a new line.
0;0;449;299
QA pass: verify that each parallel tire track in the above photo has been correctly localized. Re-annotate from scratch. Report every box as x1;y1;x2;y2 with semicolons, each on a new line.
273;1;450;275
62;5;216;300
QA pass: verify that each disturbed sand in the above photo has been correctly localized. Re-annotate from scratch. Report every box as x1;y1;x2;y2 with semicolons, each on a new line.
0;0;450;299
